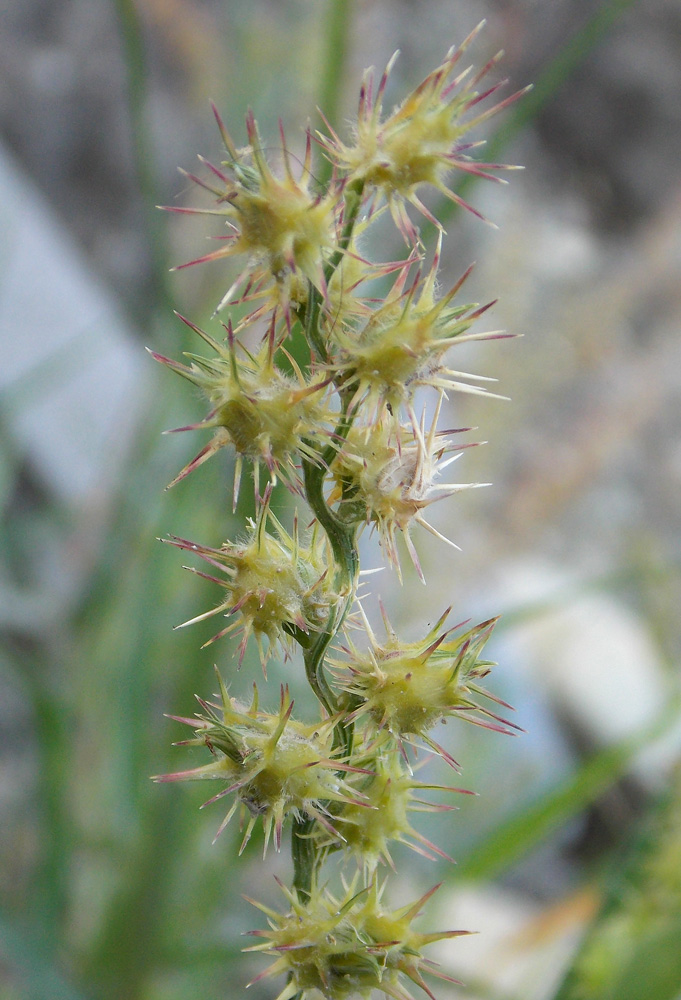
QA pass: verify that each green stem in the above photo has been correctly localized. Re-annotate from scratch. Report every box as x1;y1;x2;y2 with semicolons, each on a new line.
325;178;365;282
303;284;329;366
301;388;360;729
291;816;316;901
303;456;358;582
294;580;355;900
301;178;365;365
301;450;358;752
292;176;364;904
302;620;341;718
297;436;359;919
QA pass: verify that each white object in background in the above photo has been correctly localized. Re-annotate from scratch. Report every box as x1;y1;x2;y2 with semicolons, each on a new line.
501;560;681;788
433;883;589;1000
0;141;146;500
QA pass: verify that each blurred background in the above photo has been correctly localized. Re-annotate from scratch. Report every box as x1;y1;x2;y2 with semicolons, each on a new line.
1;1;681;998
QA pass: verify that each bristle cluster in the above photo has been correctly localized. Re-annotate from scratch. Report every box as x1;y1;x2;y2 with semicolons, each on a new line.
331;605;519;757
329;394;487;581
154;673;366;855
161;495;338;668
325;234;512;416
317;21;528;240
162;107;339;320
314;747;473;873
150;315;334;502
244;878;468;1000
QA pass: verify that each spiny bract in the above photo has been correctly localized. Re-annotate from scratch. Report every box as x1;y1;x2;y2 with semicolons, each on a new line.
245;878;468;1000
164;106;339;320
328;235;509;416
315;745;473;872
317;21;527;240
162;496;340;668
331;605;517;763
154;675;367;854
329;395;486;581
150;316;334;503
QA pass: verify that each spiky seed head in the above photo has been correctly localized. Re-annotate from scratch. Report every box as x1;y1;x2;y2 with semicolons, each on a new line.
325;210;414;328
317;745;467;872
154;677;364;854
328;242;506;416
163;498;341;667
330;398;485;581
150;315;334;498
318;23;528;240
245;877;467;1000
165;108;339;315
331;608;517;753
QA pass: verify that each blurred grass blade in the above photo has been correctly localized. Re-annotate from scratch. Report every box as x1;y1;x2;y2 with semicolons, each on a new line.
552;765;681;1000
430;0;641;236
454;698;681;882
608;921;681;1000
484;0;640;158
315;0;355;188
114;0;174;324
569;920;681;1000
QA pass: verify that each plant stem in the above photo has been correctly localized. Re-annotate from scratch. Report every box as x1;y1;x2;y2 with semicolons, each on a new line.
289;175;366;901
292;816;317;900
301;178;365;365
325;178;365;281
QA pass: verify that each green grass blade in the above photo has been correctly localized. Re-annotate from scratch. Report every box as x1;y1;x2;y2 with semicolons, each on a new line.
552;764;681;1000
453;699;681;882
428;0;642;238
114;0;175;324
315;0;355;188
483;0;640;160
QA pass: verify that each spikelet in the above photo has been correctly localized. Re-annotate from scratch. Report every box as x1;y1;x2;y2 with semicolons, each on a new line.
150;314;334;503
162;107;339;317
331;604;519;762
318;22;528;241
154;673;368;855
327;234;511;416
162;492;341;668
329;394;487;581
245;877;469;1000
